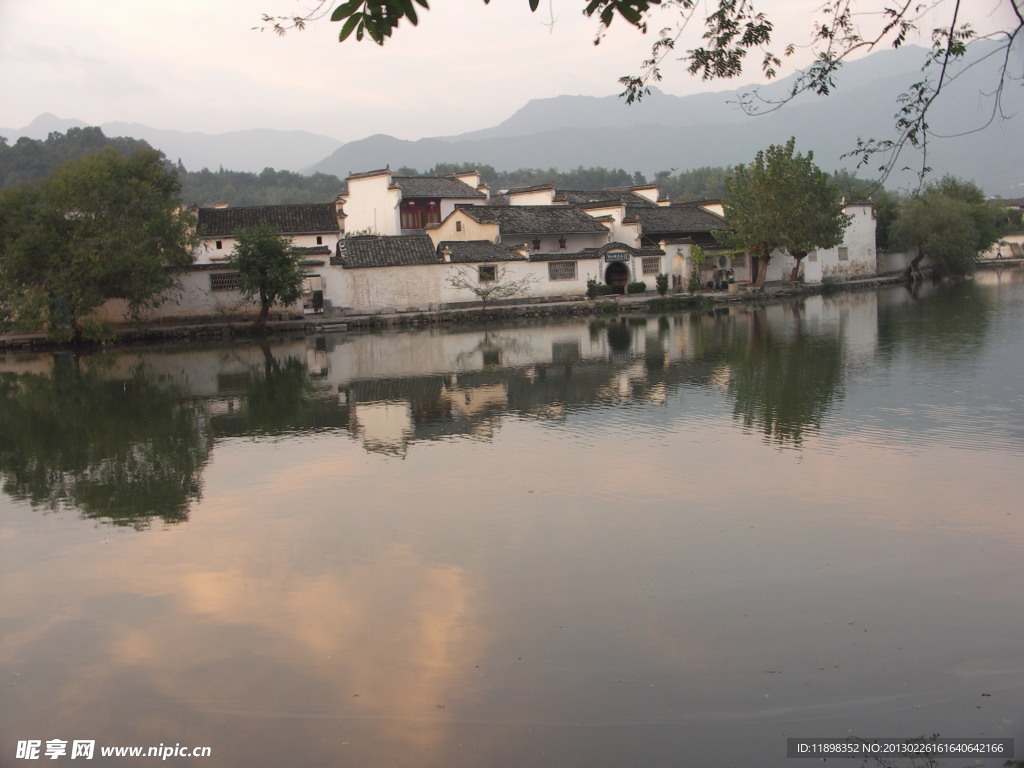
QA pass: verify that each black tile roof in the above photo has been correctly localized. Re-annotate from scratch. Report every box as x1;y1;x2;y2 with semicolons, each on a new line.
393;176;486;199
334;234;440;269
557;189;659;207
197;204;339;237
439;241;528;263
457;205;609;236
630;204;727;235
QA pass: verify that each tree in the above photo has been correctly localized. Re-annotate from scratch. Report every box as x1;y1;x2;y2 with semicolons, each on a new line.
445;263;539;306
716;138;850;285
261;0;1022;187
228;223;307;327
889;175;1002;278
0;148;197;342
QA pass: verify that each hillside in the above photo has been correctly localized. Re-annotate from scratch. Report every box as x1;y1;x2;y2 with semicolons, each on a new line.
309;44;1023;196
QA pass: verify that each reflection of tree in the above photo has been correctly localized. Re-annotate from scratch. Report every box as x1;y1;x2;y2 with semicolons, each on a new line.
454;330;535;370
0;357;211;528
726;308;846;446
877;279;993;366
209;346;343;437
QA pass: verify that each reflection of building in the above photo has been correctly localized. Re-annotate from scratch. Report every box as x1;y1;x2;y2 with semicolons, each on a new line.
7;288;893;458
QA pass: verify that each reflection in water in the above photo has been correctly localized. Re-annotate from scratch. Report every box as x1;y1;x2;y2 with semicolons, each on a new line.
2;273;1023;768
0;355;210;528
208;344;348;438
725;305;845;446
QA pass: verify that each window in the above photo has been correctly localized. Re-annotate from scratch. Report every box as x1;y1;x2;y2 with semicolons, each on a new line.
838;246;849;261
478;264;496;282
455;220;462;232
731;254;747;269
316;236;323;245
558;237;567;250
808;251;818;262
532;239;541;251
210;272;241;291
215;240;223;250
548;261;577;281
641;257;661;275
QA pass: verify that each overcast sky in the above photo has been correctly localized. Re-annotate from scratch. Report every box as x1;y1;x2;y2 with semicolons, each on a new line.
0;0;1015;141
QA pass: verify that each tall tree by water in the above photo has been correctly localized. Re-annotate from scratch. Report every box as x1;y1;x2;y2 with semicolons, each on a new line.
228;224;308;328
0;147;197;341
717;138;849;285
890;176;1003;278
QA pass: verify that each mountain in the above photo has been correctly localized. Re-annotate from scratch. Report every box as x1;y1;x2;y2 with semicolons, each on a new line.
308;44;1023;196
0;114;343;174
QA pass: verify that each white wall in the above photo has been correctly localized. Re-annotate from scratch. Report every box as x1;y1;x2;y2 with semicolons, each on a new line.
507;188;556;205
343;172;401;235
93;268;304;324
195;231;338;265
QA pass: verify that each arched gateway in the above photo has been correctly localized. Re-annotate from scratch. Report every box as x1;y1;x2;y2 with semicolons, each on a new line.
604;261;630;294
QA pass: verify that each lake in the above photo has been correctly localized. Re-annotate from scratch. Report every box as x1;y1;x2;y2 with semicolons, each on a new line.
1;271;1022;767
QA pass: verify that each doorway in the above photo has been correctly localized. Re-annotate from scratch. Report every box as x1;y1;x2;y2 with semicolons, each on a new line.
604;262;629;294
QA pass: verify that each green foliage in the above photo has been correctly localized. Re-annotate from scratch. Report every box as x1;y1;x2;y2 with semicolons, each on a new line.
687;244;711;292
0;147;197;341
0;127;152;190
398;163;645;194
228;224;308;327
586;279;614;299
718;138;850;284
656;273;669;295
262;0;659;44
890;175;1001;277
655;166;732;201
626;281;647;294
179;167;343;206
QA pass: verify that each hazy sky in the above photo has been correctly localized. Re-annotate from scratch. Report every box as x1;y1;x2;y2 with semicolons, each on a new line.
0;0;1015;141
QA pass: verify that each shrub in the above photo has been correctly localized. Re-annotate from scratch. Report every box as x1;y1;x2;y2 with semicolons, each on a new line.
655;273;669;296
626;281;647;294
586;279;614;299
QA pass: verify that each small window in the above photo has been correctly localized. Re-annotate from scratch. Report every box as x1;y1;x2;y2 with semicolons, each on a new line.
478;264;497;282
642;257;661;275
532;239;541;251
838;246;849;261
455;221;463;232
215;240;223;250
316;236;323;245
548;261;577;281
558;237;567;250
210;272;241;291
731;254;747;269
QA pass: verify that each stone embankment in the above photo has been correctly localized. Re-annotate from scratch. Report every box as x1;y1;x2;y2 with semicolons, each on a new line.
2;266;1017;351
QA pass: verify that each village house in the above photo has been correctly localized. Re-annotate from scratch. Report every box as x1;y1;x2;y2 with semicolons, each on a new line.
92;168;881;325
425;203;665;296
731;201;878;285
340;167;488;235
191;202;343;316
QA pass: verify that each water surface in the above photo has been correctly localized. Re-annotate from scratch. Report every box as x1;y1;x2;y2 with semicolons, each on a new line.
2;273;1022;767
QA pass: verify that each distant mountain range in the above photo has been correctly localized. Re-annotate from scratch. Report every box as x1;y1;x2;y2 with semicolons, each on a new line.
0;113;343;175
4;42;1021;195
